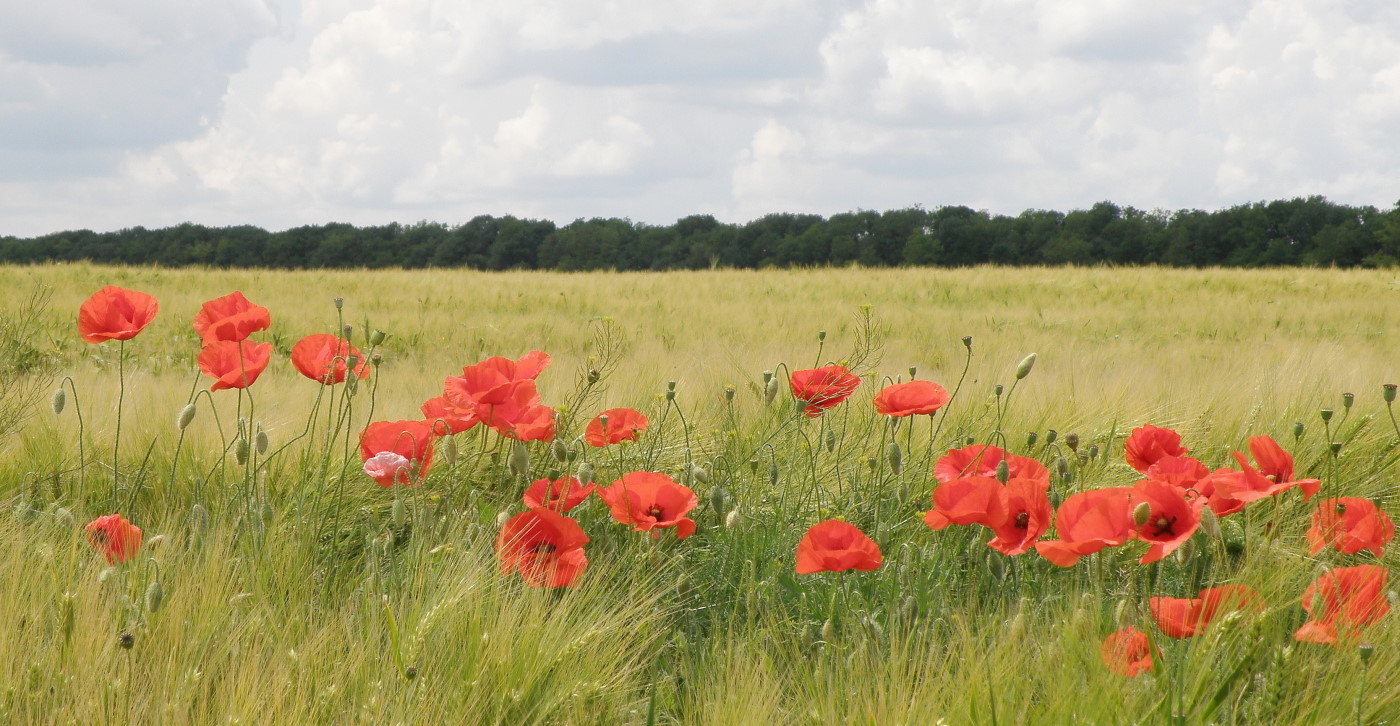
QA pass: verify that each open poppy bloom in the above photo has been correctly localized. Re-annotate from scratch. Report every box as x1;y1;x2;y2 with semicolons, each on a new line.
496;507;589;587
1124;424;1189;473
1243;435;1320;500
1101;627;1154;677
197;340;273;391
85;513;143;565
1149;584;1263;638
872;380;950;417
1035;487;1134;567
192;291;270;344
795;520;882;573
1145;455;1210;490
474;380;556;442
524;476;597;512
585;407;649;447
420;396;478;434
1295;565;1390;645
78;286;159;343
924;476;1005;530
1307;498;1395;556
359;420;436;485
363;452;412;485
291;333;369;385
788;365;861;417
1130;478;1204;564
597;471;698;539
443;357;556;441
443;351;551;408
933;445;1050;485
986;478;1053;556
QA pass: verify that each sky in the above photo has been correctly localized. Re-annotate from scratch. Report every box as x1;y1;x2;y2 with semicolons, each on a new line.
3;0;1400;237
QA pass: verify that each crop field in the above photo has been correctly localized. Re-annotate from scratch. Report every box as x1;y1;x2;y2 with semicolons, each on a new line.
0;263;1397;725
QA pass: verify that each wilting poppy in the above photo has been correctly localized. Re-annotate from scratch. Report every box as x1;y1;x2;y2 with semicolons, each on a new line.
986;478;1053;556
597;471;698;540
1295;565;1390;645
585;408;649;447
1130;478;1204;565
1245;435;1320;500
78;286;159;344
85;513;143;565
788;365;861;417
197;340;273;391
872;380;950;417
795;520;882;574
291;333;369;385
496;507;589;587
524;476;597;512
1149;585;1263;638
1124;424;1189;473
1035;487;1134;567
191;291;270;344
1307;498;1395;557
924;476;1005;530
359;420;436;485
1101;627;1154;677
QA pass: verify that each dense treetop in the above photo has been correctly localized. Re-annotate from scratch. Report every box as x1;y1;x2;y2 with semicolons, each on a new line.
4;196;1398;269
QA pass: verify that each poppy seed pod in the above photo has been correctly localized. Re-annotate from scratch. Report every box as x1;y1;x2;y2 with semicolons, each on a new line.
1132;501;1152;528
405;666;418;680
994;384;1004;397
333;296;343;310
177;402;196;430
1320;408;1334;423
762;370;774;385
724;386;735;402
1359;643;1375;664
887;442;903;474
1015;353;1037;380
817;330;827;342
369;329;386;346
962;335;973;350
825;429;837;452
508;442;530;477
1056;456;1070;478
51;388;66;415
1330;441;1342;455
1045;429;1058;444
119;632;134;650
1293;421;1305;439
587;369;600;384
145;580;164;613
1064;432;1080;452
1385;384;1398;403
1087;444;1100;459
1342;392;1354;410
995;460;1009;483
1026;431;1038;448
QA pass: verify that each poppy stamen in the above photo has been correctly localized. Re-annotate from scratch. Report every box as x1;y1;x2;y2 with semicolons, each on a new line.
1014;511;1030;529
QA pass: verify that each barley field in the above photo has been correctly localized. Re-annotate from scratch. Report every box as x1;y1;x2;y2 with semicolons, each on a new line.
1;263;1397;725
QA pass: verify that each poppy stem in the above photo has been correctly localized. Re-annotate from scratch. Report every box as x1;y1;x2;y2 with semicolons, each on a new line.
111;339;126;507
931;338;974;447
59;376;87;493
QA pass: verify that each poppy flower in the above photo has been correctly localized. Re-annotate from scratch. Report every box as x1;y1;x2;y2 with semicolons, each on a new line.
872;380;950;417
473;380;556;442
1149;585;1263;638
1295;565;1390;645
359;420;436;485
363;452;412;485
443;351;551;408
1307;498;1395;557
1101;627;1154;677
524;476;597;512
585;408;648;447
1205;449;1303;513
1130;478;1204;564
1035;487;1134;567
291;333;369;385
1145;456;1210;490
420;396;477;434
191;291;270;344
788;365;861;417
443;360;555;441
1244;436;1320;500
85;513;143;565
77;286;159;343
795;520;883;574
934;445;1050;485
597;471;698;540
1124;424;1189;473
496;507;589;588
197;340;273;391
924;476;1005;530
986;478;1053;556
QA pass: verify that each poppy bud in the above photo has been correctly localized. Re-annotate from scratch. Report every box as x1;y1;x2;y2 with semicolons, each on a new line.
1293;421;1305;439
177;402;196;430
1385;384;1398;403
764;376;780;406
709;486;729;516
261;501;274;525
119;632;134;650
1330;441;1342;455
900;595;919;622
1015;353;1037;380
824;429;837;452
550;440;568;463
369;329;387;346
962;336;973;350
98;566;118;584
495;510;511;527
1359;643;1375;664
1132;502;1152;528
769;463;780;486
255;429;269;455
1045;429;1057;444
1026;431;1038;448
334;296;343;310
724;386;735;402
1056;456;1070;478
1320;408;1334;423
55;506;75;528
995;460;1009;483
51;388;66;415
887;442;903;474
234;437;249;466
189;503;209;537
1173;537;1195;564
725;509;741;529
146;534;166;550
1199;507;1222;539
691;465;710;484
994;384;1004;397
508;442;530;477
392;498;406;529
576;461;594;485
1114;598;1131;626
817;330;827;342
985;552;1006;581
1064;432;1079;452
441;435;458;467
1342;392;1354;410
145;580;164;613
821;618;836;643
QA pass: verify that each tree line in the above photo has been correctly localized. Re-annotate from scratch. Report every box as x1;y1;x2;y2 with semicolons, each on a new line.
4;196;1399;270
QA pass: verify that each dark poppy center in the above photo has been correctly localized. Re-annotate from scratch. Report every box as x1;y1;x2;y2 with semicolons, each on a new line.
529;542;557;554
1335;503;1347;516
1014;511;1030;529
91;530;109;544
646;506;665;519
1151;515;1177;537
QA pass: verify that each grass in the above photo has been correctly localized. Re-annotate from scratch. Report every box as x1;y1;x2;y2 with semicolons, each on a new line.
1;262;1398;724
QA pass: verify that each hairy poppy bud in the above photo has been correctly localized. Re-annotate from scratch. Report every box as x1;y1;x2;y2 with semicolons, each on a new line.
725;508;741;529
119;632;134;650
1114;598;1131;626
1015;353;1037;380
55;507;76;528
333;296;343;310
886;442;903;474
441;435;458;467
1064;432;1080;452
1045;429;1057;445
177;402;196;430
51;388;66;415
995;459;1009;483
495;510;511;527
550;440;568;463
764;376;780;406
1320;408;1334;423
691;464;710;484
769;463;780;486
392;498;406;529
255;429;269;455
1342;392;1354;410
1293;421;1305;439
189;503;209;537
145;534;166;550
1199;507;1222;539
985;552;1006;581
145;580;164;613
900;595;919;622
234;437;249;466
1132;501;1152;528
1026;431;1038;448
817;330;827;342
576;461;594;485
369;329;387;346
1385;384;1398;403
824;429;837;452
709;486;729;516
962;335;973;350
508;442;530;477
821;618;836;643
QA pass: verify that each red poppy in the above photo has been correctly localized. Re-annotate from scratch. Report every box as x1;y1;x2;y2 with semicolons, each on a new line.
1204;449;1303;513
1307;498;1395;557
496;507;589;587
78;286;159;343
1130;478;1204;565
191;291;270;344
1245;435;1320;500
585;408;649;447
443;351;551;408
359;420;436;486
986;478;1053;556
472;379;555;442
197;340;273;391
1101;627;1154;677
1124;424;1189;473
1035;487;1134;567
524;476;597;512
85;513;143;565
1149;585;1263;638
443;356;555;441
933;445;1050;485
872;380;950;417
924;476;1005;530
420;396;477;435
597;471;698;540
795;520;883;574
788;365;861;417
1295;565;1390;645
290;333;369;385
1145;455;1210;490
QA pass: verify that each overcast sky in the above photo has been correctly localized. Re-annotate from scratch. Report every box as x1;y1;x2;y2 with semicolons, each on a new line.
3;0;1399;236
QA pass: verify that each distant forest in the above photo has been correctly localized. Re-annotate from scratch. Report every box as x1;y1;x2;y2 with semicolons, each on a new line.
5;196;1399;270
